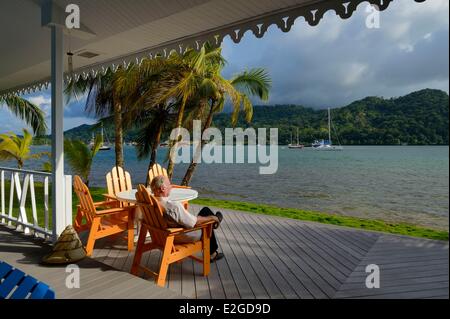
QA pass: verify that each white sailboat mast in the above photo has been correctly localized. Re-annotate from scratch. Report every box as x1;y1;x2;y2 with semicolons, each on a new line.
328;108;332;145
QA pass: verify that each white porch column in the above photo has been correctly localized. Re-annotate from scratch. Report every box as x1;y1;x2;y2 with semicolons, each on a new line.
51;25;66;240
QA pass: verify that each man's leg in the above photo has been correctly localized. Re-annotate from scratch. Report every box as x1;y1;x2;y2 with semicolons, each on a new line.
198;206;215;217
198;207;219;253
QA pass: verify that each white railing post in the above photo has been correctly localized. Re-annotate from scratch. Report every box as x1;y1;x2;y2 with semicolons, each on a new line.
50;24;65;241
0;167;53;238
8;172;15;226
1;170;4;224
44;176;49;236
65;175;73;228
17;173;30;234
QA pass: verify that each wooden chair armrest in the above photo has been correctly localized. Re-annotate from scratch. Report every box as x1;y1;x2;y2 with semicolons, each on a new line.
103;194;117;201
93;200;120;207
95;207;133;216
171;184;191;189
167;221;215;235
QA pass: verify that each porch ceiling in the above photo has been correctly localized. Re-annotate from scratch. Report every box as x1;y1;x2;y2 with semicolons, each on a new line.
0;0;424;97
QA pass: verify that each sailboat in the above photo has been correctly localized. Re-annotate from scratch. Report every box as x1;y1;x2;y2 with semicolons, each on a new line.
312;108;343;151
90;123;111;151
288;127;304;149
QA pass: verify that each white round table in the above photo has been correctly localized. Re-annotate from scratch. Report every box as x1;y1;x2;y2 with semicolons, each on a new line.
116;187;198;204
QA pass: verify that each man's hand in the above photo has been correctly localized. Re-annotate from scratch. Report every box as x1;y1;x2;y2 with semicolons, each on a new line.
196;215;219;227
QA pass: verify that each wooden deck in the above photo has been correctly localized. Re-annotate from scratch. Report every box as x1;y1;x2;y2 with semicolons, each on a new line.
90;205;449;299
1;205;448;299
0;226;181;299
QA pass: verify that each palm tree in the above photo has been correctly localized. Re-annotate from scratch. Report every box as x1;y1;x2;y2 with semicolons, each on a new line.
181;68;271;185
130;44;270;184
0;95;47;136
112;56;184;182
134;103;178;184
146;45;227;178
0;129;45;169
66;69;126;167
64;135;102;186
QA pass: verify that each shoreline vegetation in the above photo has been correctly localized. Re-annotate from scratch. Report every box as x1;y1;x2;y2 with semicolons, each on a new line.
57;88;449;146
3;181;447;241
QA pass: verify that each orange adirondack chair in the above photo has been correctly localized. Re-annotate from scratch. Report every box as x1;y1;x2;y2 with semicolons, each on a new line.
105;166;133;206
131;184;214;287
148;163;190;209
147;163;190;189
72;176;135;256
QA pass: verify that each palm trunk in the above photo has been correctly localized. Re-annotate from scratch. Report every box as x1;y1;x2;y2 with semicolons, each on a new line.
181;103;214;186
114;100;124;168
167;101;186;178
146;126;162;185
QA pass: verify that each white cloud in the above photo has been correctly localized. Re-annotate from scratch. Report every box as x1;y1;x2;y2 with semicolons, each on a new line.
398;43;415;52
342;63;369;86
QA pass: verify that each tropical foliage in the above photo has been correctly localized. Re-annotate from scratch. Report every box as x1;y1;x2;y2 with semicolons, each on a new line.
64;135;103;185
0;129;45;168
213;89;449;145
63;88;449;146
0;95;47;135
65;42;271;185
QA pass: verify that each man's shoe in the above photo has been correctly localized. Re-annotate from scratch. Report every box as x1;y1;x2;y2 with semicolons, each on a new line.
211;252;224;263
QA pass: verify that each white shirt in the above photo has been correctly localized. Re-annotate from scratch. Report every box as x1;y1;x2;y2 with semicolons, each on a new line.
156;197;200;243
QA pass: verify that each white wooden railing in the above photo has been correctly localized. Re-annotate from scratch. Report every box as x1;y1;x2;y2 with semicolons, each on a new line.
0;167;72;240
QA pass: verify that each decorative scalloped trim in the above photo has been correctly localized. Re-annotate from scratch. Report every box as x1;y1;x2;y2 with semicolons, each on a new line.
0;0;426;97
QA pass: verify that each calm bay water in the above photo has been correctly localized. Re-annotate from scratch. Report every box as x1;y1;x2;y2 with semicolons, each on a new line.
12;145;450;230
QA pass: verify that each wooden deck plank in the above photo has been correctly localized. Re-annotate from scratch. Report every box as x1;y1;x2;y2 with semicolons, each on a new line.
192;255;212;299
3;202;448;300
303;224;371;260
211;229;241;299
233;212;298;298
224;213;283;298
0;226;181;299
242;212;327;298
208;218;254;298
205;261;227;299
219;213;269;298
240;212;329;298
275;216;361;274
270;217;352;284
339;282;449;299
181;259;197;299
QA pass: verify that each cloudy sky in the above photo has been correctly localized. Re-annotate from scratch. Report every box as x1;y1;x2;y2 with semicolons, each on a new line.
0;0;448;133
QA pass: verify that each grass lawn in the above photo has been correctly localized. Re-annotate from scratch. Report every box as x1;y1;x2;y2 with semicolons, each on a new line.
1;181;448;241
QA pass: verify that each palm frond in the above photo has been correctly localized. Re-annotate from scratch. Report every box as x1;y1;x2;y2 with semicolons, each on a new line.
231;68;272;101
1;96;47;135
64;139;92;181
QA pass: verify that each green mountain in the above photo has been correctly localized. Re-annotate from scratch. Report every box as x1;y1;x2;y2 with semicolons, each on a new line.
61;89;449;145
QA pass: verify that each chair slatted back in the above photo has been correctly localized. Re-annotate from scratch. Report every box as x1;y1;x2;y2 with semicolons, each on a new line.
148;163;168;186
106;166;133;196
73;176;96;222
0;261;55;299
135;184;168;247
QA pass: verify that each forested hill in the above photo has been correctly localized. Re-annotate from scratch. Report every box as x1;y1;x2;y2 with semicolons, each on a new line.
62;89;449;145
213;88;449;145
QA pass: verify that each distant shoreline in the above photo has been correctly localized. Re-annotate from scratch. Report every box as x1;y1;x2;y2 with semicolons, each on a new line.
30;142;450;146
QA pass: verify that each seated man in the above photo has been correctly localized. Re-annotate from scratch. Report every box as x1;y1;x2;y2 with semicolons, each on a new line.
150;175;224;262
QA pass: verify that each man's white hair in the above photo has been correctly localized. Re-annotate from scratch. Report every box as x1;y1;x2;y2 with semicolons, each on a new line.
150;175;166;192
